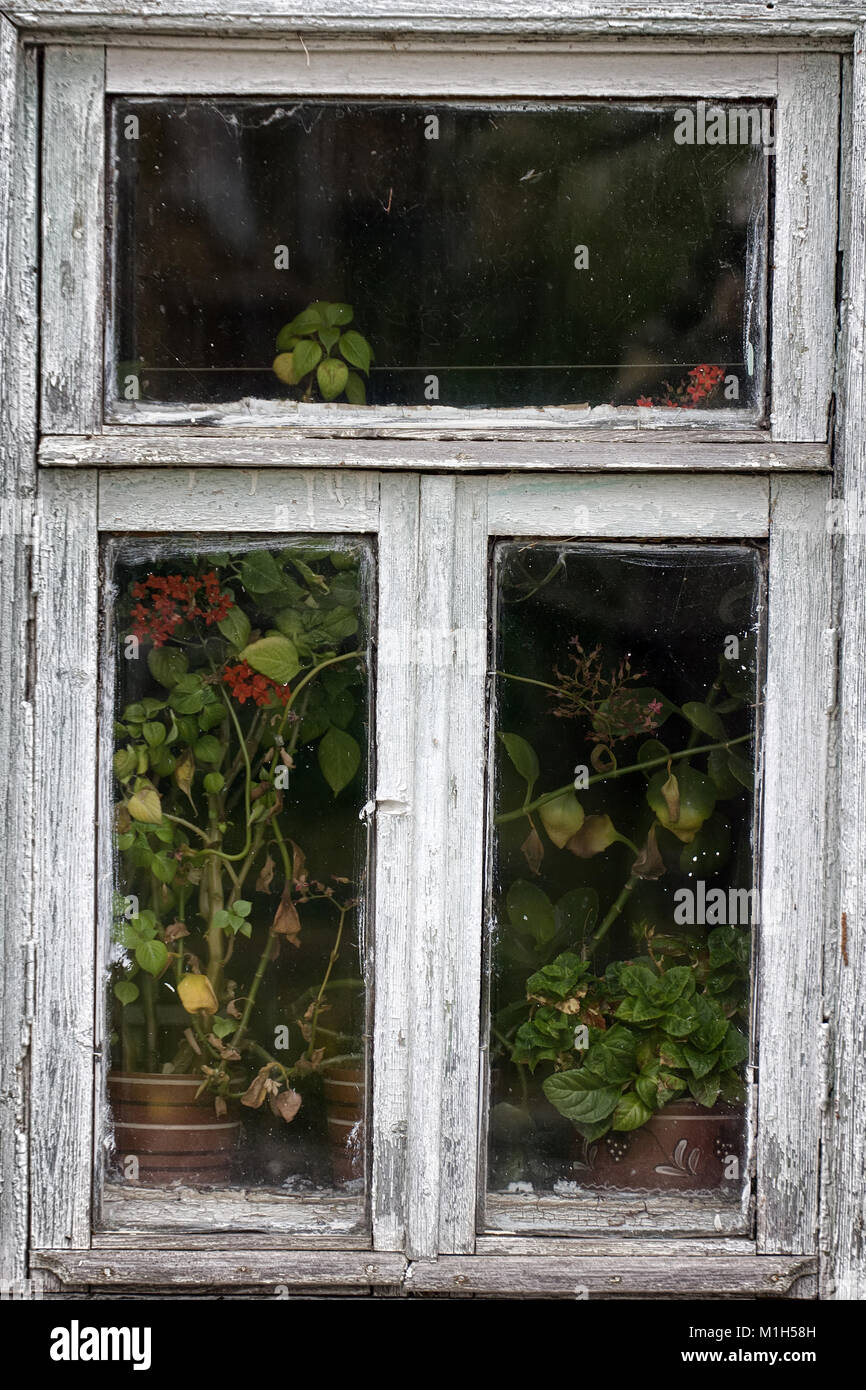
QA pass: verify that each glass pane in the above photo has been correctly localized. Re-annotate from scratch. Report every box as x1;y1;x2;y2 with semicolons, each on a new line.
104;538;372;1198
487;543;762;1203
110;99;767;411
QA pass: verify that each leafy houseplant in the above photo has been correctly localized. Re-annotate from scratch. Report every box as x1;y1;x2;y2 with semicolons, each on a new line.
492;623;756;1188
272;301;373;404
110;543;368;1185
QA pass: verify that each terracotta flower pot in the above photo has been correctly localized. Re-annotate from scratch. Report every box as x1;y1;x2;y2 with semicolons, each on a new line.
573;1100;742;1191
322;1066;364;1184
108;1072;241;1186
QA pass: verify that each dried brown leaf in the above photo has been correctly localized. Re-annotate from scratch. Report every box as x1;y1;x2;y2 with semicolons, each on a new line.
520;826;544;875
269;1088;302;1124
255;852;276;894
272;885;302;946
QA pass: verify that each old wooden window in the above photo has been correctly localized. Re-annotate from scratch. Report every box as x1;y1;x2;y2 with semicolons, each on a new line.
2;11;861;1301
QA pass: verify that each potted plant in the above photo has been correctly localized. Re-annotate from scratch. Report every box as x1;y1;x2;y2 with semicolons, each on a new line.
110;543;368;1186
492;628;755;1192
272;300;373;404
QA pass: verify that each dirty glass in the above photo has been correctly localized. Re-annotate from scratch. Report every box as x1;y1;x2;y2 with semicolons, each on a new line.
486;543;763;1203
104;536;371;1199
109;99;768;412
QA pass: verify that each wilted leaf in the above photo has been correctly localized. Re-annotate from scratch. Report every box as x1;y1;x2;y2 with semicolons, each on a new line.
173;748;196;809
567;813;617;859
256;852;276;893
269;1088;303;1123
240;1066;272;1109
632;825;666;880
177;973;219;1015
520;826;544;875
272;885;302;946
661;770;680;822
214;1095;227;1119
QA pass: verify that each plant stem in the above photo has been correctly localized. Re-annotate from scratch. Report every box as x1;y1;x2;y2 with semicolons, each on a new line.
495;733;752;826
590;875;638;951
306;905;348;1059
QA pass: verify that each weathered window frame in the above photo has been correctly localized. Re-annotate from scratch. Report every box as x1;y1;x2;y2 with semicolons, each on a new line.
2;4;864;1301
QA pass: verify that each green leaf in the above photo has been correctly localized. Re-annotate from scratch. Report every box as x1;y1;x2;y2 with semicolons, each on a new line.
199;703;227;731
318;726;361;795
194;735;223;764
539;791;584;848
135;939;169;977
284;305;326;336
688;1072;721;1108
638;739;670;776
114;981;139;1006
498;732;539;789
241;550;284;594
317;357;349;401
113;748;137;782
727;749;754;790
217;606;251;650
505;880;556;945
611;1091;654;1132
142;721;166;749
292;337;323;379
275;324;300;352
203;771;224;794
323;302;353;327
168;674;207;715
233;899;252;917
211;1015;237;1039
151;851;177;885
319;327;340;353
682;701;726;739
240;635;300;685
543;1071;622;1126
707;746;741;797
147;647;189;689
344;371;367;405
554;887;598;944
339;330;372;375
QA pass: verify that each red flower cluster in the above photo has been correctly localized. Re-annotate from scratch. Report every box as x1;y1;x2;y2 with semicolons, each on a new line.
222;660;292;708
635;363;725;409
130;572;234;647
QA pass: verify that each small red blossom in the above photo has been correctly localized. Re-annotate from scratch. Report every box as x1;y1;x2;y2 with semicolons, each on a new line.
635;395;654;408
130;571;234;647
222;660;292;709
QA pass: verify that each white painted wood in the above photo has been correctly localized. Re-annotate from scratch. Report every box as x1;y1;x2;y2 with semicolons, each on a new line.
822;28;866;1302
40;47;105;434
0;19;38;1291
771;55;840;442
31;469;99;1250
406;1252;815;1296
39;434;831;472
97;468;379;531
484;1191;750;1237
105;44;778;95
476;1234;758;1255
34;1248;406;1288
486;474;769;537
94;1226;370;1248
757;475;833;1255
100;1187;367;1236
438;478;488;1253
371;474;419;1252
9;3;865;42
105;400;763;432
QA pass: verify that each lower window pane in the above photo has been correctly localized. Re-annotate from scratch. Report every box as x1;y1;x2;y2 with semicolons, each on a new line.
487;543;762;1205
104;537;372;1198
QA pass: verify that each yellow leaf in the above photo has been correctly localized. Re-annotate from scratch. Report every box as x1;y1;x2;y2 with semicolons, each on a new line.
539;791;584;848
127;786;162;824
173;748;196;809
177;973;218;1015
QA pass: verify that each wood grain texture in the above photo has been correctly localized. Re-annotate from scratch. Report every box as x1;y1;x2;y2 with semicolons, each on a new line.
757;476;833;1254
371;474;419;1252
104;44;778;95
31;470;99;1250
33;1248;406;1288
40;47;104;434
8;3;866;40
99;1186;367;1236
40;435;830;472
438;479;487;1253
406;1253;816;1297
486;474;769;537
0;19;38;1289
484;1190;749;1237
476;1235;757;1256
98;467;379;531
822;30;866;1302
771;55;840;442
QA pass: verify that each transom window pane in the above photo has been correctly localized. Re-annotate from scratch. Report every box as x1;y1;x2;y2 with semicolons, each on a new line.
486;543;762;1209
109;99;768;412
104;537;372;1203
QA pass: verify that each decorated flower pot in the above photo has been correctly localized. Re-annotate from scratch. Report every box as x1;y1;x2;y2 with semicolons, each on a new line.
322;1066;364;1184
573;1100;742;1191
108;1072;241;1186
